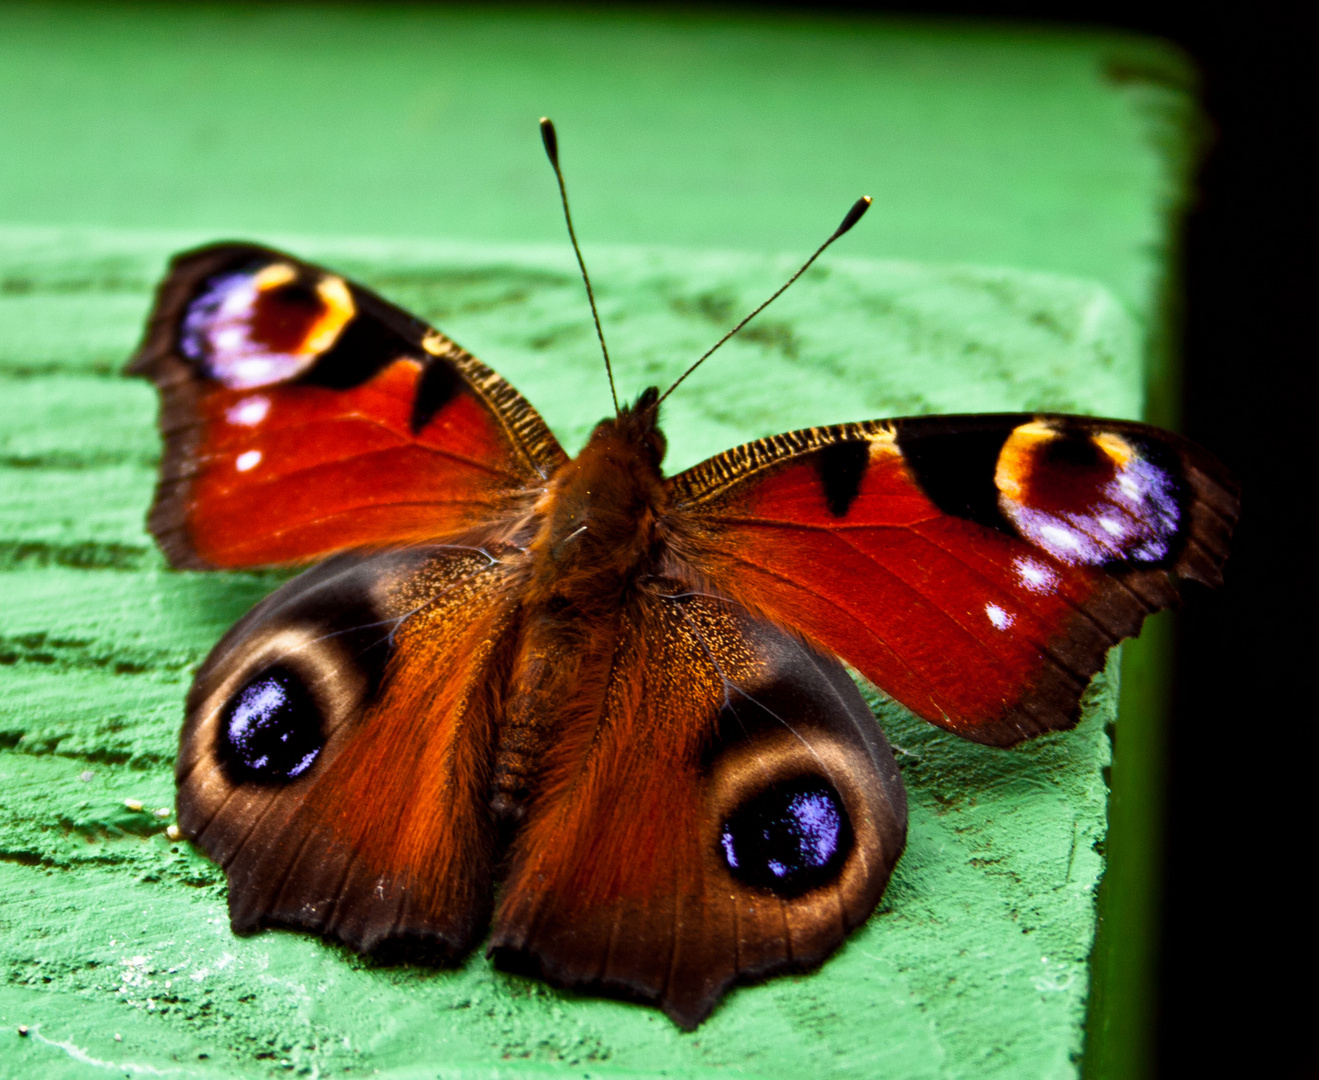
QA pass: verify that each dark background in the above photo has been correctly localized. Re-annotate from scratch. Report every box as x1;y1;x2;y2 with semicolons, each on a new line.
1150;7;1311;1079
750;1;1308;1075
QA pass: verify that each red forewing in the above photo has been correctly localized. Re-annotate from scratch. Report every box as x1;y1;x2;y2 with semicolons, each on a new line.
128;244;565;569
667;414;1238;745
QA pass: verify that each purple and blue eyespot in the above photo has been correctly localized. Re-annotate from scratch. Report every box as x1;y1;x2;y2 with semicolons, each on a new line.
218;666;324;784
719;777;852;896
996;423;1183;568
180;262;355;389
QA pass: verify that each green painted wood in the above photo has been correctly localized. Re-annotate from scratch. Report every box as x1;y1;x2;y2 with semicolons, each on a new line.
0;6;1201;1078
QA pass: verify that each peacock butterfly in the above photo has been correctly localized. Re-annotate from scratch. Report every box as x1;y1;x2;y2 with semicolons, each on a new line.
127;120;1237;1028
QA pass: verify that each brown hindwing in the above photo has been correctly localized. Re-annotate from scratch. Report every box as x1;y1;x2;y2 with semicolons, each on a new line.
489;588;907;1028
177;544;522;959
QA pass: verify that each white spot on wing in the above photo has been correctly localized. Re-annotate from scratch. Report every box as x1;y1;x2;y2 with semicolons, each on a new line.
985;603;1013;630
1117;473;1142;499
1013;556;1058;594
235;450;262;473
1039;522;1084;554
226;394;270;427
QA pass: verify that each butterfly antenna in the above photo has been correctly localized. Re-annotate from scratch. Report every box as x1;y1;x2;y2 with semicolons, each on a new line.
655;195;872;408
540;118;619;415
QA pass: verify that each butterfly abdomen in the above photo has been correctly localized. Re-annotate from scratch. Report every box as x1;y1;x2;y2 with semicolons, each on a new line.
491;609;621;821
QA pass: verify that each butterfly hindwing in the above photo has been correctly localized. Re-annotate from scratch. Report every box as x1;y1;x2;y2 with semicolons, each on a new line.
668;413;1238;746
177;543;520;959
488;590;907;1029
128;243;565;569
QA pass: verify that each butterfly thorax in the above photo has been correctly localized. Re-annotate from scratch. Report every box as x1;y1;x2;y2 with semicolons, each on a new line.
524;391;670;616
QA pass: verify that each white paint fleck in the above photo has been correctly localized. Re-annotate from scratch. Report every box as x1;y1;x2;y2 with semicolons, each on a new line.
31;1027;183;1075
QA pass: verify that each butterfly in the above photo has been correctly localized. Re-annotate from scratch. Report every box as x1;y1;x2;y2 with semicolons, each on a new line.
127;120;1237;1029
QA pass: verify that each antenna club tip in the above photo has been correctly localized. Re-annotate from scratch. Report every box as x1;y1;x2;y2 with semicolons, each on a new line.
539;117;559;166
834;195;873;239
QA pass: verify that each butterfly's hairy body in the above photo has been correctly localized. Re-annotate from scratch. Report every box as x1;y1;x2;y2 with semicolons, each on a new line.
493;395;675;820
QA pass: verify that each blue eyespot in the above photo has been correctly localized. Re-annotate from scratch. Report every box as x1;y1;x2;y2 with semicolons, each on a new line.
719;778;852;896
218;666;323;784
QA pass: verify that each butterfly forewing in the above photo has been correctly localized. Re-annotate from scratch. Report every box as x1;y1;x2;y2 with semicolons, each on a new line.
667;413;1238;745
128;243;566;569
